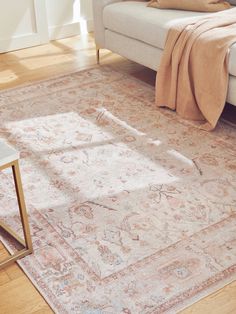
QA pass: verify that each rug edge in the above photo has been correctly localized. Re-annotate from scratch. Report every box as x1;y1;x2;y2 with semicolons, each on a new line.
19;258;236;314
170;273;236;314
0;64;100;94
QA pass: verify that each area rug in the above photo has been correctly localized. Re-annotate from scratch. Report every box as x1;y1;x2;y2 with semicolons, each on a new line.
0;66;236;313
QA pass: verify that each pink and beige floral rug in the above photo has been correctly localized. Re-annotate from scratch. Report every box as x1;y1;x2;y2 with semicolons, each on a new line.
0;66;236;313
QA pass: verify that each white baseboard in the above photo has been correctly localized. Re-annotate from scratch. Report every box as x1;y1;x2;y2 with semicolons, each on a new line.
49;19;94;40
87;19;94;33
0;34;41;53
0;19;94;53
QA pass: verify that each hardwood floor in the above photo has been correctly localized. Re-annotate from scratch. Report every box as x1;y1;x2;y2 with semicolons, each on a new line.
0;243;52;314
0;34;135;91
0;34;235;314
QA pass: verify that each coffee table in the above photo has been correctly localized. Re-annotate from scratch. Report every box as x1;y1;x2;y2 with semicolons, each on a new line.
0;141;33;269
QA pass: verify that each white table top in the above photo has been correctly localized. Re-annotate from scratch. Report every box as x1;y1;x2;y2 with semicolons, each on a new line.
0;141;19;168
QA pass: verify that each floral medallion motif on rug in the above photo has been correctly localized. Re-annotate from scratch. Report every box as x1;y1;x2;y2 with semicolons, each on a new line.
0;66;235;313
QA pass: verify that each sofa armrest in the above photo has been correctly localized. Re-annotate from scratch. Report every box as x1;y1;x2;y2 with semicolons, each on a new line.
92;0;124;48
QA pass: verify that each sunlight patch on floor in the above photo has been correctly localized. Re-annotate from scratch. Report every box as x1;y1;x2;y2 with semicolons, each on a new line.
97;108;146;137
147;138;162;146
19;53;74;70
5;111;115;152
0;70;18;83
79;18;88;35
4;110;179;201
168;149;193;166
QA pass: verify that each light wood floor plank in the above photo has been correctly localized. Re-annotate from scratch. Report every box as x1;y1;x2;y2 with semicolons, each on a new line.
0;276;53;314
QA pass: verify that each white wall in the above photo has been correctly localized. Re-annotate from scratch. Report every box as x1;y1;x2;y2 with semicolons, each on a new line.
0;0;49;53
80;0;93;20
46;0;80;40
80;0;93;31
45;0;93;41
0;0;36;39
0;0;93;53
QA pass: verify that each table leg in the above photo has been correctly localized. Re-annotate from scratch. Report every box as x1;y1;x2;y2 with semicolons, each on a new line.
12;160;33;253
0;160;33;269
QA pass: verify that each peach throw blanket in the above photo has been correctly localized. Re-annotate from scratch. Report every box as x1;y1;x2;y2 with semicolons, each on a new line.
156;8;236;130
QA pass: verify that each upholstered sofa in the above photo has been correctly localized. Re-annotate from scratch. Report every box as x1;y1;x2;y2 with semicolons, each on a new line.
92;0;236;107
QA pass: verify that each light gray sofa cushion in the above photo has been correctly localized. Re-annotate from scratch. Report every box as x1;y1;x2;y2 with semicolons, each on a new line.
104;2;206;50
103;1;236;76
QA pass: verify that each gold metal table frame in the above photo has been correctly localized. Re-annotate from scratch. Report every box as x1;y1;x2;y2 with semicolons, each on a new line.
0;159;33;269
